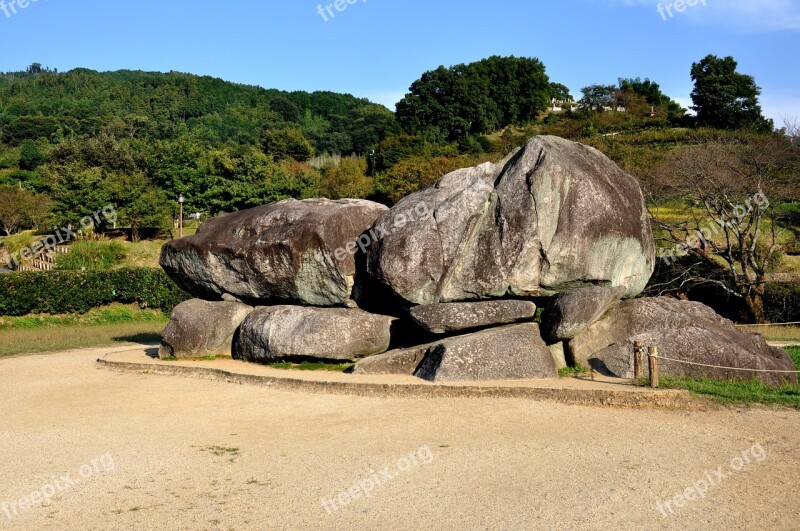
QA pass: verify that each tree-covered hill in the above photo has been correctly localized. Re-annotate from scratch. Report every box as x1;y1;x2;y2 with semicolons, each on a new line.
0;66;402;223
0;67;399;155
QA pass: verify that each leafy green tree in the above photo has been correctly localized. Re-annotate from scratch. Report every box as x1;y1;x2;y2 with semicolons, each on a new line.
18;140;46;170
396;56;553;141
270;95;301;123
0;185;50;235
579;85;617;112
690;55;773;131
617;77;685;120
262;127;315;161
381;156;479;203
549;83;572;102
1;116;59;145
319;158;373;199
105;172;172;241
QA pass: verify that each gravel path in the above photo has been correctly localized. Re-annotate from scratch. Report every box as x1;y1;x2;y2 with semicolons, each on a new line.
1;347;798;530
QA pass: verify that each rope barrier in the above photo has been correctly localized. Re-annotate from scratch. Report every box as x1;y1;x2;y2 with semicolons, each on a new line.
652;354;800;374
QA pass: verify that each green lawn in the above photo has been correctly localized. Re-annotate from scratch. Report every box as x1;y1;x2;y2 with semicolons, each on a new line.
656;346;800;409
0;304;167;358
268;361;354;372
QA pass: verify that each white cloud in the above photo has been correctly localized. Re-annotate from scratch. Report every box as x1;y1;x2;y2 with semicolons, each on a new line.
596;0;800;31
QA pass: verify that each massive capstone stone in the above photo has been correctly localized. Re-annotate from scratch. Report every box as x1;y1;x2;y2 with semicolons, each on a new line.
235;306;395;362
160;199;388;307
569;297;798;387
366;136;655;305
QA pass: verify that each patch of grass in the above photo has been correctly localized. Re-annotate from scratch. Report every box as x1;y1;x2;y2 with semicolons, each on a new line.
55;240;127;271
0;306;168;358
654;347;800;409
0;230;37;264
787;346;800;369
559;364;590;378
116;239;168;269
0;304;167;330
659;377;800;409
269;361;353;372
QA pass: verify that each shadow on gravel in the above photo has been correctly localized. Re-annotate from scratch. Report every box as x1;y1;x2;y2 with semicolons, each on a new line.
113;333;162;344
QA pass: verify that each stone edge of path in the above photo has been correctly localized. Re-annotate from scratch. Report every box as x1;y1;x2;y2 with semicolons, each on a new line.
95;353;707;411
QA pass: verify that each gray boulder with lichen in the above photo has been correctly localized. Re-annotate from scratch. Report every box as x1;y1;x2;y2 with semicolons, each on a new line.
366;136;655;305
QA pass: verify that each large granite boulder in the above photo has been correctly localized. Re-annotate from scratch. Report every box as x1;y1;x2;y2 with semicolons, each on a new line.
350;342;437;375
159;299;253;359
235;306;394;362
410;300;536;334
366;136;655;305
414;324;557;382
541;286;626;342
569;297;797;386
160;199;388;307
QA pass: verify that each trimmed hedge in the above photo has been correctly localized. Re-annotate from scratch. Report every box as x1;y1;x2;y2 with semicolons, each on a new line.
0;268;190;316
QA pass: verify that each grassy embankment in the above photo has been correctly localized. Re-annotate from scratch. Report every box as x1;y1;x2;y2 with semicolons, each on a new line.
0;304;168;358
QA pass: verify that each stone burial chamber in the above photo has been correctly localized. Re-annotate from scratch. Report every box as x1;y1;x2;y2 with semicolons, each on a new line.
158;135;796;386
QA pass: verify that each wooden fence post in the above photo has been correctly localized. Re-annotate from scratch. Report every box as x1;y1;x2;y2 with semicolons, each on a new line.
648;346;659;388
634;341;644;379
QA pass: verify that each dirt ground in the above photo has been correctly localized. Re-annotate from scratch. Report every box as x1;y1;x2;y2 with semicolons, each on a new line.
1;346;798;530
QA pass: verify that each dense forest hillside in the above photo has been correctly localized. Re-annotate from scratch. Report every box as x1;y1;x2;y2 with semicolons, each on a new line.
0;66;402;222
0;66;398;154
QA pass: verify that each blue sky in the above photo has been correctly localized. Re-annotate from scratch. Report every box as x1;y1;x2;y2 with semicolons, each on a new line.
0;0;798;123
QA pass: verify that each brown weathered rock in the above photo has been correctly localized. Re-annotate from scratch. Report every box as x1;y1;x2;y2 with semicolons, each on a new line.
367;136;655;305
235;306;394;362
159;299;253;359
541;286;626;342
414;324;557;382
160;199;388;307
350;343;436;375
569;297;797;386
410;300;536;334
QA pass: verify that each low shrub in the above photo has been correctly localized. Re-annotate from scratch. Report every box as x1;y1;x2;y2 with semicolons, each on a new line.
0;268;190;316
55;240;127;271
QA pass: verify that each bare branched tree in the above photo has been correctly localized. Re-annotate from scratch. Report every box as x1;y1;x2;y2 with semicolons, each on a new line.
648;131;799;323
